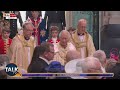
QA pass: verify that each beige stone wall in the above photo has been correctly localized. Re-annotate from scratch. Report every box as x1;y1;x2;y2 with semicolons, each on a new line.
65;11;73;30
100;11;120;26
109;11;120;24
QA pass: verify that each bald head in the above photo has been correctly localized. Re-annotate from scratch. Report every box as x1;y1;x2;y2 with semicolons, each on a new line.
77;19;87;34
66;50;81;63
59;30;71;48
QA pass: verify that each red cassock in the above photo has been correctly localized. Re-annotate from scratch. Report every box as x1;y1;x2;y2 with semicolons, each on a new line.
0;35;2;39
48;38;60;44
0;38;12;54
30;17;41;45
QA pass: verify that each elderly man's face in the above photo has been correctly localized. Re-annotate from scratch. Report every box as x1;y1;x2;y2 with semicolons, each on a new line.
60;33;69;47
77;21;87;34
23;24;34;39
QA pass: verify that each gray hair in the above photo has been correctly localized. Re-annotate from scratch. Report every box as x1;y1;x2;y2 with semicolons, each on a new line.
0;55;10;70
22;22;34;30
105;58;117;72
81;57;102;73
0;55;10;64
59;30;71;39
93;50;106;66
66;50;81;63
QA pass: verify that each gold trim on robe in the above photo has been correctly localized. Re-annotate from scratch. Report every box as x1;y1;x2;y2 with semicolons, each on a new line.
71;30;96;58
7;34;35;71
53;42;76;66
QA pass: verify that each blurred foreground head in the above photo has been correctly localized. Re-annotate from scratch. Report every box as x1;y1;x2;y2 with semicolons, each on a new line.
0;55;10;79
81;57;103;79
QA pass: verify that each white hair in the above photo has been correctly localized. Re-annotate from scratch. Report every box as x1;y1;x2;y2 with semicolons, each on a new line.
22;21;34;30
59;30;71;39
66;50;81;62
81;57;102;73
78;19;87;25
93;50;106;66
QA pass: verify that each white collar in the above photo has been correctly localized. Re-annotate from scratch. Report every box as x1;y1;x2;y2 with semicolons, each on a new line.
39;56;49;64
2;36;8;41
52;37;57;40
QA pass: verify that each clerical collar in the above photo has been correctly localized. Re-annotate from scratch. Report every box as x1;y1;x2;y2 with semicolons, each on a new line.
24;36;30;40
2;36;8;41
78;33;84;36
52;37;57;41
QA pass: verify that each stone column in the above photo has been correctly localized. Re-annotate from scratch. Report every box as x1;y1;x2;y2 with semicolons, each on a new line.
65;11;73;30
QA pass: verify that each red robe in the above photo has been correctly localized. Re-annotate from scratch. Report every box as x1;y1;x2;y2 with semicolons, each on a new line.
0;35;2;39
30;17;42;45
48;38;60;53
48;38;60;44
0;38;12;54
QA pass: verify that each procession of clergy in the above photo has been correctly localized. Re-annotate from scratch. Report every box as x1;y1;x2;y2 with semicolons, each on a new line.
1;11;116;79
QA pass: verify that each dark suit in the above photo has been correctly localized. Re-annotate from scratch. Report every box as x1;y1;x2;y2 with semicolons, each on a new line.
0;70;7;79
0;11;3;20
44;11;66;38
108;63;120;79
39;19;48;42
101;24;120;58
27;58;49;79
